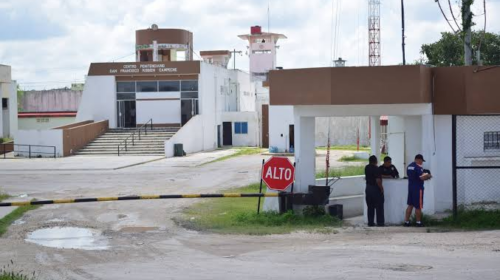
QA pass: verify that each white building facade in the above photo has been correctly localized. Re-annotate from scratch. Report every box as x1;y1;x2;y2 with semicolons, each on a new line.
0;64;17;140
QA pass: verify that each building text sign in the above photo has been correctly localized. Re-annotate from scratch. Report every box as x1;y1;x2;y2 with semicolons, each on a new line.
87;61;201;76
109;64;178;74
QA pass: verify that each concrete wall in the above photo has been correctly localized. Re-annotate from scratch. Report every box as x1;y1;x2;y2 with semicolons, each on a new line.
433;115;453;212
20;89;82;112
221;112;259;147
165;115;204;157
269;105;294;152
136;91;181;125
316;117;370;147
16;129;64;157
76;76;117;128
456;115;500;205
19;117;76;130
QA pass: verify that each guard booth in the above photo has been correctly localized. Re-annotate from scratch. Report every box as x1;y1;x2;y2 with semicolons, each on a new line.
268;65;500;224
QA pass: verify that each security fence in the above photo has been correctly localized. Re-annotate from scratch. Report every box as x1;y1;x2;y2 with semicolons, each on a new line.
453;115;500;216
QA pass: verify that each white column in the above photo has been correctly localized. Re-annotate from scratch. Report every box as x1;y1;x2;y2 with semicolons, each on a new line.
8;81;18;139
370;116;381;161
294;115;316;193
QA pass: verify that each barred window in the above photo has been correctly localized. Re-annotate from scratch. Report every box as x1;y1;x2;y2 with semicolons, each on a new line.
484;131;500;151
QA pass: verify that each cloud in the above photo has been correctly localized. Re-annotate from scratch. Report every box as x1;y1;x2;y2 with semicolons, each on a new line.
0;0;498;89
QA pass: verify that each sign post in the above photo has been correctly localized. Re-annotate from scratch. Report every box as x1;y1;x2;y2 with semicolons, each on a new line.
257;159;265;214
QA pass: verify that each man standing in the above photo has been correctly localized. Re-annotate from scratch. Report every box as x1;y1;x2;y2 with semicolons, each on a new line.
365;155;384;227
379;156;400;178
404;154;432;227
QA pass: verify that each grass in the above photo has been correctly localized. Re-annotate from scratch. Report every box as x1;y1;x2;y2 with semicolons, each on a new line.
426;209;500;230
177;183;341;235
203;147;263;165
0;260;36;280
0;193;10;202
0;194;39;237
338;155;367;162
0;138;12;144
316;165;365;178
317;145;370;151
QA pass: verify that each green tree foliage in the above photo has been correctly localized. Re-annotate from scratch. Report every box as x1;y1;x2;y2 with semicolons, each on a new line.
421;31;500;66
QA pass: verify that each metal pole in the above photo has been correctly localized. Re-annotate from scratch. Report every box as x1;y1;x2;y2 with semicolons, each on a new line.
452;115;458;219
257;159;265;214
290;162;296;213
401;0;406;65
3;144;5;159
233;49;236;70
29;145;31;159
54;146;56;158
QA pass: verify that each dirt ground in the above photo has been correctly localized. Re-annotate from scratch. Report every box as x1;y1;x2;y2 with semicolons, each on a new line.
0;151;499;280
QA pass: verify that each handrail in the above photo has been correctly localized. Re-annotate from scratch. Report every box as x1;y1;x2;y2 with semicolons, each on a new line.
117;119;154;156
1;143;56;159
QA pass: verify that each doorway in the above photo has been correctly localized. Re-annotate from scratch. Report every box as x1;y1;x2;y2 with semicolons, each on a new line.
217;125;222;148
289;124;295;151
181;99;198;126
117;100;136;128
223;122;232;146
262;104;269;148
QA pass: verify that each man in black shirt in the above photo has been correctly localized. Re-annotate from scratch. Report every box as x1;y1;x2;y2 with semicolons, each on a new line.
365;155;385;226
379;156;400;179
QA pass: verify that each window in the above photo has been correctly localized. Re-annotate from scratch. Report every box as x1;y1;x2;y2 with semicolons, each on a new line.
181;92;198;99
252;50;271;54
136;81;158;92
484;131;500;151
181;80;198;92
2;98;7;109
159;81;180;92
117;93;136;100
235;122;248;134
117;82;136;93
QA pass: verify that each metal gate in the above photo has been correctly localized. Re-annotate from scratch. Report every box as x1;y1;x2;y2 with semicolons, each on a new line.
452;115;500;217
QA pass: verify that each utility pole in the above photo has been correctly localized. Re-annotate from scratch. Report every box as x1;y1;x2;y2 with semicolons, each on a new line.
401;0;406;65
231;49;242;70
463;0;473;66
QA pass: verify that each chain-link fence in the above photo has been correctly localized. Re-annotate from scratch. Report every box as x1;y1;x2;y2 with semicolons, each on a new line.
453;115;500;214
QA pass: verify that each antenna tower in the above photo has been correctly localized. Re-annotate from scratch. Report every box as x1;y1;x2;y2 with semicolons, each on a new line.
368;0;381;66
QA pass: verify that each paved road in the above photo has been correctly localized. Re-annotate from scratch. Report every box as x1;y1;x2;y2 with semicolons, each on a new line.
0;150;498;280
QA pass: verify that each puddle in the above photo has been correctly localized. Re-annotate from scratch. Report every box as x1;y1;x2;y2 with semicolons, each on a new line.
25;227;109;250
13;219;26;225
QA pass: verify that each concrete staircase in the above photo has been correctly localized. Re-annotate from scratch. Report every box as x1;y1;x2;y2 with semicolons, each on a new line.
75;128;179;156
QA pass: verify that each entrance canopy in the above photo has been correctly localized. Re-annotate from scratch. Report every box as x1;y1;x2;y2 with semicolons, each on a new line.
268;65;500;195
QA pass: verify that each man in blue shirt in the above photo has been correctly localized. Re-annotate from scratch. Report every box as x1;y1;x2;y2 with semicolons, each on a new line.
404;154;432;227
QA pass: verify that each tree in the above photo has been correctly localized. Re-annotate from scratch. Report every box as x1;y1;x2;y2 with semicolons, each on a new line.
421;31;500;66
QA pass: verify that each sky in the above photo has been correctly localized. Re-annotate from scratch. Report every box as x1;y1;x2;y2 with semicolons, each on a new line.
0;0;499;90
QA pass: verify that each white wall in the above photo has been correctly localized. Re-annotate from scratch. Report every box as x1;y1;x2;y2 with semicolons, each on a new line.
76;76;117;127
165;115;204;157
18;117;76;130
236;71;255;112
16;129;64;157
269;105;294;152
433;115;453;212
8;82;18;139
136;99;181;125
221;112;259;147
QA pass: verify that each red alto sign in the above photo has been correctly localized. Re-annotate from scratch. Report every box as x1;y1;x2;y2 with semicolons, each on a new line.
262;157;295;191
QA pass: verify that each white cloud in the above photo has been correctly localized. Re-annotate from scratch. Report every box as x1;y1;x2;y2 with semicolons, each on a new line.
0;0;498;89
